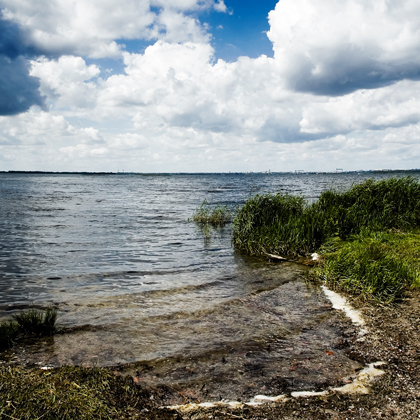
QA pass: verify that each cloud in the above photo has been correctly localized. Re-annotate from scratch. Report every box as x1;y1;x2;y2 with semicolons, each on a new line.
213;0;227;13
300;80;420;135
30;56;100;109
33;39;420;148
0;17;45;115
1;0;420;171
0;0;223;59
267;0;420;95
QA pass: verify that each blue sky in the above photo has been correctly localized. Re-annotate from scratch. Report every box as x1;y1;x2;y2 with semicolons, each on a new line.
89;0;278;76
191;0;279;61
1;0;420;172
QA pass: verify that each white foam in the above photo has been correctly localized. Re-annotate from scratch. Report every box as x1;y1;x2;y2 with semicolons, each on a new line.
321;285;365;328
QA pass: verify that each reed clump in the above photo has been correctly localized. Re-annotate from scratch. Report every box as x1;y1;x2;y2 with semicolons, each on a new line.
0;307;57;351
233;177;420;303
233;177;420;257
193;199;234;227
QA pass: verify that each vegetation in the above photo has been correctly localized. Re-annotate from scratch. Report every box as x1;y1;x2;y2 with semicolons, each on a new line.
192;199;235;239
312;231;420;303
233;177;420;257
0;365;154;419
0;307;57;351
193;199;234;227
233;177;420;303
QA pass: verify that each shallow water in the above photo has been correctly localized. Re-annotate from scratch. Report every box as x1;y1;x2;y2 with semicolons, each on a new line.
0;171;417;396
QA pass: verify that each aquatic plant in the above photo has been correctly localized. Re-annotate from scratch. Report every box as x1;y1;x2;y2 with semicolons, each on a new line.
233;177;420;257
0;308;58;351
311;231;420;303
193;199;234;227
0;321;19;350
13;307;58;336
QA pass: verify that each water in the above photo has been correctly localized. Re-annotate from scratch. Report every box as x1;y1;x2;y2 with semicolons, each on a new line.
0;171;417;399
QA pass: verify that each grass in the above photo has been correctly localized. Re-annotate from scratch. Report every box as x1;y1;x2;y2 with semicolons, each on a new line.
232;177;420;303
192;199;234;227
0;307;58;351
0;365;154;419
311;231;420;303
192;199;235;240
233;177;420;257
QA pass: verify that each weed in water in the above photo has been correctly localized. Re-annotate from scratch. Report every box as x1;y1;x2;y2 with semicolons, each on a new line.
0;308;58;351
193;199;234;227
0;321;19;350
13;307;57;336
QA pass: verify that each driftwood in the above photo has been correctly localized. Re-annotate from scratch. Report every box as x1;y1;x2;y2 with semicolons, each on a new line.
266;253;288;262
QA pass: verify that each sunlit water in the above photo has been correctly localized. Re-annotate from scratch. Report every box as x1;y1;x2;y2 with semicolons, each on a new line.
1;171;417;399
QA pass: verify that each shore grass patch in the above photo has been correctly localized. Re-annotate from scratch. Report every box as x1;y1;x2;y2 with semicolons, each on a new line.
233;177;420;303
233;177;420;257
0;365;153;420
312;231;420;303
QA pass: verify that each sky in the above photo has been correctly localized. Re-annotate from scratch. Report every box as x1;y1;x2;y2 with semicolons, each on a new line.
1;0;420;173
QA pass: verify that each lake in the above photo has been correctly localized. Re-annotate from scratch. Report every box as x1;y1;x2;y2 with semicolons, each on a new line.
1;171;417;401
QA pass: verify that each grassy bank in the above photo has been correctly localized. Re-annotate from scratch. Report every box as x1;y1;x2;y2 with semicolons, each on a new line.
0;365;161;419
232;177;420;303
312;231;420;303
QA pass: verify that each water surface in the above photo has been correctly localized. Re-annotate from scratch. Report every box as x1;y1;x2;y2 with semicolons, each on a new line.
1;171;417;398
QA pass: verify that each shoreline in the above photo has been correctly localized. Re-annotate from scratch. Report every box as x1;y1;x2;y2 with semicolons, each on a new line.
175;290;420;419
2;288;420;419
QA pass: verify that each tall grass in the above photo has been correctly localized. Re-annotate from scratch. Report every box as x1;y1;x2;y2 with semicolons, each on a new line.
233;177;420;257
0;321;19;351
233;176;420;303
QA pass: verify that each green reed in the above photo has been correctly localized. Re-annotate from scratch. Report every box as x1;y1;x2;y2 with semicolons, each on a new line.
233;177;420;257
312;231;420;303
192;199;234;227
232;177;420;303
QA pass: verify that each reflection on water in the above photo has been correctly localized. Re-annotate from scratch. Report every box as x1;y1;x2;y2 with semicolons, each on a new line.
0;172;417;396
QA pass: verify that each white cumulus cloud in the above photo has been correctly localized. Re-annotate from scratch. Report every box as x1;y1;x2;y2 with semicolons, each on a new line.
267;0;420;95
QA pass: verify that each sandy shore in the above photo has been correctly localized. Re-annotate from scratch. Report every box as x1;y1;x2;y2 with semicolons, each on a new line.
159;291;420;419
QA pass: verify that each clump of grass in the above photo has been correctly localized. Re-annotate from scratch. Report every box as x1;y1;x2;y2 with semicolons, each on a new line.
0;308;58;351
193;199;234;227
311;231;420;304
0;365;154;419
233;177;420;257
233;177;420;303
232;193;310;256
0;321;19;351
13;307;57;336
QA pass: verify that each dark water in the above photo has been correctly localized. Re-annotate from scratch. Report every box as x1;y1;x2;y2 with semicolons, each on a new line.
0;171;417;399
